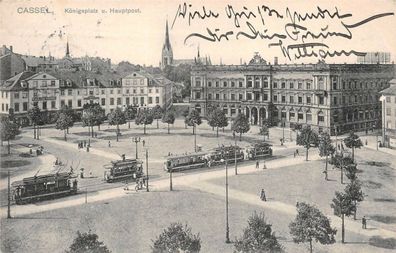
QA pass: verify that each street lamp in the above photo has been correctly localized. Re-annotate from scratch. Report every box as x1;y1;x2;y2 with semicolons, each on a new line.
132;137;141;159
7;170;11;219
194;123;197;152
281;120;285;145
233;131;238;175
145;148;149;192
221;154;231;244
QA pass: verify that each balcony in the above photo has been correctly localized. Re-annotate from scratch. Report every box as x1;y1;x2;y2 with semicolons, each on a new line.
32;96;56;101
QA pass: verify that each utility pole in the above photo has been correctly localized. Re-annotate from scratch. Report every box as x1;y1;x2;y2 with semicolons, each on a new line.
146;148;149;192
169;167;173;191
234;135;238;175
7;171;11;219
282;121;285;145
225;158;230;243
132;137;141;159
194;124;197;152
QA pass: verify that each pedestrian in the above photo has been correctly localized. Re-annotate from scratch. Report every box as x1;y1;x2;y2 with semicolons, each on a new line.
323;170;328;180
29;148;33;154
95;133;98;138
365;139;368;146
86;146;90;152
256;160;259;169
143;140;146;147
362;216;367;229
296;149;299;156
124;182;129;191
80;168;84;179
280;138;283;145
260;189;267;201
263;161;267;170
108;141;111;148
89;170;92;177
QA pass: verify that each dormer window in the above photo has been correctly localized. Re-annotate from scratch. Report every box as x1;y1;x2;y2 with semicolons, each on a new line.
133;73;136;77
43;75;46;78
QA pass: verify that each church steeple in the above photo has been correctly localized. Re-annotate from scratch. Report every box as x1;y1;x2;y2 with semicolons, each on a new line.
161;20;173;70
65;39;70;58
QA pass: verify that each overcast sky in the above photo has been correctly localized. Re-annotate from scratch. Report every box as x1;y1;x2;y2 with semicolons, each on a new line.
1;0;395;66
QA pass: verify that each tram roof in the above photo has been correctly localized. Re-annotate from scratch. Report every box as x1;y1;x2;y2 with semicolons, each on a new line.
166;151;208;160
12;172;72;187
109;158;142;166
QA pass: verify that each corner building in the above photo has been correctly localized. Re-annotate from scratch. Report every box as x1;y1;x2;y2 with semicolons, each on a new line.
190;54;395;134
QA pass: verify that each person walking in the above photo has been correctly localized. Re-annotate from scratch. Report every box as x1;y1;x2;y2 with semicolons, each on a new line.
323;170;328;180
263;161;267;170
295;149;299;156
362;216;367;229
108;141;111;148
260;189;267;201
142;140;146;147
256;160;259;169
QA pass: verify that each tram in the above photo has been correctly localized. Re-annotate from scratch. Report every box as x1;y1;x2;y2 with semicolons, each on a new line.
246;142;273;160
164;145;245;172
12;172;77;205
104;156;143;182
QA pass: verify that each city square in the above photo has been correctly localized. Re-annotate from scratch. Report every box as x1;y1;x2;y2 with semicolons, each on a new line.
1;118;396;252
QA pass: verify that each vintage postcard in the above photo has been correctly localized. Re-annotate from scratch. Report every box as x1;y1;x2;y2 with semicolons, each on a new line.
0;0;395;252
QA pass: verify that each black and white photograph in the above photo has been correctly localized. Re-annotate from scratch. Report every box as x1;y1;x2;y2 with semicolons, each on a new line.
0;0;396;252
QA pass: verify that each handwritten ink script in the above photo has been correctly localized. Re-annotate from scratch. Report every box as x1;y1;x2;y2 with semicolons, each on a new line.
172;3;394;60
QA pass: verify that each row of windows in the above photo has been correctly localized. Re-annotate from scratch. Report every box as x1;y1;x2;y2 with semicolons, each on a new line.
32;80;56;88
385;96;396;103
273;81;312;90
59;88;151;96
385;107;396;117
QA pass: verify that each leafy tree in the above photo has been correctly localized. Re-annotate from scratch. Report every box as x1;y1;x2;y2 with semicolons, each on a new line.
28;105;42;139
182;109;190;129
207;109;228;137
344;180;364;220
330;191;355;243
186;109;202;135
164;64;192;98
332;154;354;184
108;107;126;142
55;112;74;141
293;123;303;144
162;111;175;134
82;103;105;137
343;131;363;160
152;105;164;129
58;106;77;133
151;223;201;253
296;126;319;161
289;202;336;253
259;124;269;141
67;230;111;253
234;212;283;253
231;114;250;141
135;109;153;135
318;132;335;177
344;163;358;181
0;117;20;154
124;105;137;129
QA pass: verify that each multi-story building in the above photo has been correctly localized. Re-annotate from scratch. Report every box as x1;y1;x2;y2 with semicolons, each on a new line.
0;45;26;84
190;53;395;134
380;79;396;148
0;69;175;126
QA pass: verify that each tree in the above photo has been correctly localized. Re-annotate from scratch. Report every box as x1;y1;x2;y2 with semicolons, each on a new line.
231;114;250;141
135;109;153;135
234;212;283;253
108;107;126;142
67;230;111;253
0;117;20;154
55;112;74;141
28;105;42;139
343;131;363;160
293;123;303;144
182;109;190;129
162;111;175;134
318;132;335;177
151;223;201;253
124;105;137;129
330;191;355;243
259;124;269;141
152;105;164;129
207;108;228;137
289;202;336;253
344;163;358;181
344;180;364;220
186;109;202;135
164;64;192;99
58;105;77;134
82;103;105;137
332;154;354;184
296;126;319;161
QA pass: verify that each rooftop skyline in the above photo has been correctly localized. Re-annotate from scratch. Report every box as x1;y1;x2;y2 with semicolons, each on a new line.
1;0;395;66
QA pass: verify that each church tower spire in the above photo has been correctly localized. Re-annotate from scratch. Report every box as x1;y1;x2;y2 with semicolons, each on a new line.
66;39;70;58
161;20;173;70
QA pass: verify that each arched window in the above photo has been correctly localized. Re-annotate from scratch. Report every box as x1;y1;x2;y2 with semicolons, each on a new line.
318;111;325;122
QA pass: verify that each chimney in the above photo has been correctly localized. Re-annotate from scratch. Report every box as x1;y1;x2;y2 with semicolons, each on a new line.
274;57;278;65
9;46;13;52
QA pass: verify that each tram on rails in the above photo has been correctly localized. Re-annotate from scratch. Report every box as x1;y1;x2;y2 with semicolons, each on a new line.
246;142;273;160
12;164;78;205
164;145;249;172
104;155;144;182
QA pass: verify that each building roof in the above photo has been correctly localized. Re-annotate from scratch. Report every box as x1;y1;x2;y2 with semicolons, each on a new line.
0;71;35;91
380;79;396;95
49;69;122;88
